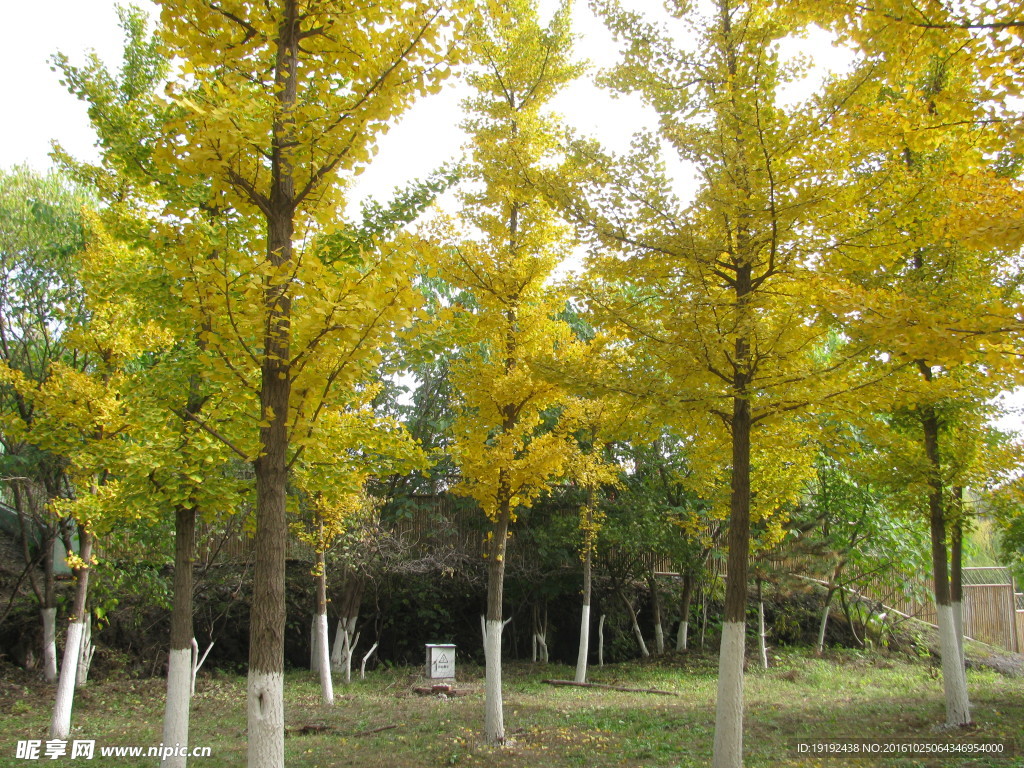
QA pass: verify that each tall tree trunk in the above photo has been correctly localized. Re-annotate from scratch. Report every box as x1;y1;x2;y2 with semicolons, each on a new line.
50;530;92;739
712;4;755;751
249;339;290;768
951;488;965;670
922;406;971;727
313;546;333;705
248;6;298;765
676;571;695;652
162;505;196;768
484;496;512;744
598;613;605;667
712;382;752;768
575;540;593;682
41;536;58;683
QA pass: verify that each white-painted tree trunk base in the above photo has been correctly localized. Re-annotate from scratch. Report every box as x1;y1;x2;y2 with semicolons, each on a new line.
712;621;745;768
50;619;85;739
816;598;830;655
535;633;548;663
330;618;357;683
654;622;665;656
676;620;689;652
360;642;378;680
247;670;284;768
330;619;343;670
76;618;94;688
758;600;769;670
314;613;334;705
483;619;504;744
310;617;320;671
345;631;358;684
42;608;58;683
952;600;965;670
936;604;971;726
598;614;605;667
575;604;590;683
162;647;192;768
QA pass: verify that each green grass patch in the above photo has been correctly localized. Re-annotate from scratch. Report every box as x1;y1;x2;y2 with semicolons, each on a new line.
1;649;1021;767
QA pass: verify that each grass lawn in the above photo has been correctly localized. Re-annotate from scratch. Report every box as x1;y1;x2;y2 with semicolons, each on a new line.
1;648;1021;767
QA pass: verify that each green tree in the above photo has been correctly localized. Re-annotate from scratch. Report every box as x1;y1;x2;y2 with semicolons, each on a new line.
1;216;177;738
0;165;91;685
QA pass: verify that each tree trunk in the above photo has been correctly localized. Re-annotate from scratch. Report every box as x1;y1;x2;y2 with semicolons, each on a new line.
330;566;364;675
75;617;94;688
162;505;196;768
50;530;92;739
41;607;58;683
922;407;971;727
248;370;289;768
711;2;757;762
484;498;512;745
712;384;752;768
532;603;548;663
951;490;965;670
313;547;334;705
248;6;299;764
700;585;709;649
615;586;650;657
41;527;59;683
331;619;358;684
816;587;835;656
14;482;60;682
575;544;593;683
756;578;768;670
598;613;605;667
647;572;665;655
676;571;695;652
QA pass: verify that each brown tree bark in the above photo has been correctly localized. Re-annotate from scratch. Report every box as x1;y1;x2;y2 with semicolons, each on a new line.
248;5;299;765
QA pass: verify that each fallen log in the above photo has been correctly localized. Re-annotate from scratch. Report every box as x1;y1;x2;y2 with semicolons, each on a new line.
542;679;679;696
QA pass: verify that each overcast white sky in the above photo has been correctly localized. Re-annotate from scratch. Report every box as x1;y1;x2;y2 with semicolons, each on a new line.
1;0;841;205
0;0;642;203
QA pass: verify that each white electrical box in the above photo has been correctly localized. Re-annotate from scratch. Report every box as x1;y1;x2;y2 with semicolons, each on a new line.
425;644;455;679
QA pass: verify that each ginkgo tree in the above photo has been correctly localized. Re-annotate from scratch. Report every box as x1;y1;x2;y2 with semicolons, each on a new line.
822;29;1024;725
50;11;252;764
292;394;427;704
546;1;891;765
425;0;598;744
0;165;93;686
151;1;470;764
0;217;176;739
